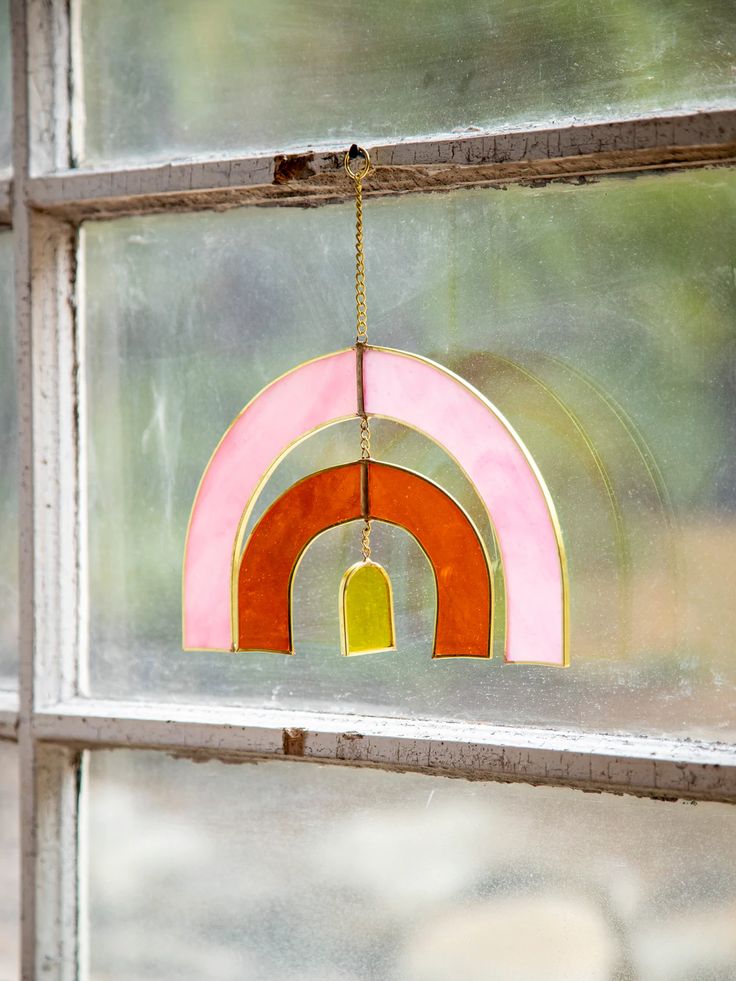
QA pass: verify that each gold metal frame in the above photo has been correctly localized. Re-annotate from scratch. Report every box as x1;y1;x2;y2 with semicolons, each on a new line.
371;346;570;668
226;424;503;658
234;460;494;658
180;347;355;652
183;345;568;667
338;560;397;657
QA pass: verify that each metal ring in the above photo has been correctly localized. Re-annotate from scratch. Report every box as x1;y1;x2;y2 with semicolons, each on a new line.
344;145;371;180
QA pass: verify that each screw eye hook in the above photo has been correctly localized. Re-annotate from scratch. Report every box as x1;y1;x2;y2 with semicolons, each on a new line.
344;144;371;180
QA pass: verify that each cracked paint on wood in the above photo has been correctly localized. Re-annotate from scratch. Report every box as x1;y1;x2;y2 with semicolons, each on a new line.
22;109;736;222
32;700;736;804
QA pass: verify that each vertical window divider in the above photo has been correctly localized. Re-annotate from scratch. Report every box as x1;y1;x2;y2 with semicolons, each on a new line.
13;1;84;977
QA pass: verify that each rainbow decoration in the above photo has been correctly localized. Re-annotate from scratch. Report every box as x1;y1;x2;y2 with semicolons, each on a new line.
183;345;569;665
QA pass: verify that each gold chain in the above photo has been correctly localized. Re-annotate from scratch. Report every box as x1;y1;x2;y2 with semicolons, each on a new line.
353;175;368;343
359;416;371;459
345;145;373;560
345;145;370;344
360;520;372;561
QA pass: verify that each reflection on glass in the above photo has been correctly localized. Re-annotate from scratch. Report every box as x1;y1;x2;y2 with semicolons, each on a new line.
87;751;736;981
76;0;736;166
0;233;17;684
0;743;19;978
83;169;736;739
0;0;10;172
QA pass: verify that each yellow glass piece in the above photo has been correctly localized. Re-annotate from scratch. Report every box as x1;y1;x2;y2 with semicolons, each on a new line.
339;560;396;656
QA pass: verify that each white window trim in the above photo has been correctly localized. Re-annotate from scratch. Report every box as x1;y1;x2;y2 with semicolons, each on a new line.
4;0;736;976
31;698;736;802
1;106;735;227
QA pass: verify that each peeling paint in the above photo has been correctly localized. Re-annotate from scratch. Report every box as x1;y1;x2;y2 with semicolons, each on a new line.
30;704;736;804
20;109;736;224
273;152;317;184
282;727;306;757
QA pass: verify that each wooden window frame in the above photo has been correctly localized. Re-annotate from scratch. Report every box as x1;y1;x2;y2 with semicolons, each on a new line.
1;0;735;976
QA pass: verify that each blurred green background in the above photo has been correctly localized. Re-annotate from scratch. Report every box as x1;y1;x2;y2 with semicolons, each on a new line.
76;0;736;165
83;169;736;738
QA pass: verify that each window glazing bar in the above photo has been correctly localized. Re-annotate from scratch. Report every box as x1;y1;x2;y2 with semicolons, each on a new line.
11;0;39;972
13;1;82;976
33;698;736;804
26;107;736;220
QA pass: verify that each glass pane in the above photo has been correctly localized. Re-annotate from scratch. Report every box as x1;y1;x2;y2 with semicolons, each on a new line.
0;232;17;686
0;742;19;978
76;0;736;167
88;750;736;981
0;0;10;172
83;168;736;740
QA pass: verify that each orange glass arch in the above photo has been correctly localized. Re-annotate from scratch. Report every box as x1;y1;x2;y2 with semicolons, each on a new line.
236;461;492;656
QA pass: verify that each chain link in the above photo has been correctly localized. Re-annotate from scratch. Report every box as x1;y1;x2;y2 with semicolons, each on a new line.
345;145;371;345
359;416;371;460
345;146;373;560
354;175;368;344
361;520;372;561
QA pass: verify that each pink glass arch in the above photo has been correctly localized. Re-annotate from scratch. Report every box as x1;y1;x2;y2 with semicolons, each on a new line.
183;346;568;665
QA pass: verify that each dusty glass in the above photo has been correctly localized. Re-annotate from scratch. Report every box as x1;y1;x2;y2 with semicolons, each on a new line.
83;169;736;740
0;0;10;172
87;750;736;981
0;232;17;685
0;742;19;978
75;0;736;167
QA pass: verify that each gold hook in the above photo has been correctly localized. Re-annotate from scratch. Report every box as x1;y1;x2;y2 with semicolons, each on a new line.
344;144;371;180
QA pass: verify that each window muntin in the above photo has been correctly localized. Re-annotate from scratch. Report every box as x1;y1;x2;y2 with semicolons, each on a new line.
84;169;736;740
0;232;16;686
0;741;19;978
88;750;736;981
75;0;736;167
0;0;10;173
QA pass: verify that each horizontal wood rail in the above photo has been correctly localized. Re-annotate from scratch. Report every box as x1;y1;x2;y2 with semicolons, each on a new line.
4;107;732;224
29;698;736;804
